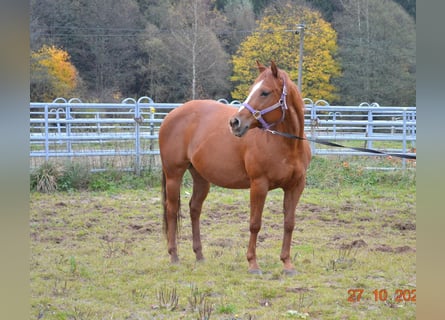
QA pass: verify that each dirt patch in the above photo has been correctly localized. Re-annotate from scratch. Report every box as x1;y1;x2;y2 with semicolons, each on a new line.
373;244;416;253
299;203;324;214
55;201;67;207
338;239;367;250
343;239;367;249
340;204;354;212
38;234;66;244
129;222;158;234
286;287;311;294
394;245;416;253
331;234;345;241
373;244;393;252
393;221;416;231
206;204;242;219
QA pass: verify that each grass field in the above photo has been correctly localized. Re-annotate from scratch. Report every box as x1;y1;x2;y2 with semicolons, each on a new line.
30;157;416;319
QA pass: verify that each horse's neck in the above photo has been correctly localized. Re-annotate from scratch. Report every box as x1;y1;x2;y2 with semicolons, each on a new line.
280;92;305;139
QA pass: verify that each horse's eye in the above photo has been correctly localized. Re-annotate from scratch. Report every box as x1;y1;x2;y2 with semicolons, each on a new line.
260;91;270;97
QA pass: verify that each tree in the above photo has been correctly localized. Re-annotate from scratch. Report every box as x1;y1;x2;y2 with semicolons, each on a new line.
31;0;146;101
231;0;341;102
165;0;231;101
221;0;256;54
30;45;80;101
394;0;416;20
118;0;233;102
305;0;343;22
333;0;416;106
251;0;274;15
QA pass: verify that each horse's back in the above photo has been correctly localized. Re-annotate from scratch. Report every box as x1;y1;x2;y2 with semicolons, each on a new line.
162;99;234;126
160;100;235;144
159;100;239;169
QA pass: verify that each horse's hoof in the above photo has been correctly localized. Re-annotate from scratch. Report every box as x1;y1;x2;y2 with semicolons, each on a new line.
283;268;297;276
248;268;263;275
170;256;179;264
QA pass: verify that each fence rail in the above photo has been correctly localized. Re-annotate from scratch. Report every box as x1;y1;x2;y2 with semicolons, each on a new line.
30;97;416;172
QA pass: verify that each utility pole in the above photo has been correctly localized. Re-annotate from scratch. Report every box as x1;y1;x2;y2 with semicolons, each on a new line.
295;24;305;93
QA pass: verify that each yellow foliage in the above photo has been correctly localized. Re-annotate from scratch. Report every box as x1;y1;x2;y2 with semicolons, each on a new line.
231;2;341;102
31;45;79;101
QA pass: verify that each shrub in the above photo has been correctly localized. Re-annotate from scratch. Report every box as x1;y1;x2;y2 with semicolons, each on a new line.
58;162;91;191
31;161;62;193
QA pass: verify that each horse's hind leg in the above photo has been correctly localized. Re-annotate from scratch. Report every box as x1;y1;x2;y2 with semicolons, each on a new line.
163;168;186;263
188;166;210;261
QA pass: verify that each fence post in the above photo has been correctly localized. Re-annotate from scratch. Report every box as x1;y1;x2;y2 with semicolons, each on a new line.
66;98;82;161
329;111;341;136
310;105;316;154
96;113;102;143
52;98;71;159
122;98;140;174
409;111;416;150
312;100;330;155
366;110;373;150
149;106;156;169
66;104;72;159
44;103;49;161
402;109;407;170
135;101;141;175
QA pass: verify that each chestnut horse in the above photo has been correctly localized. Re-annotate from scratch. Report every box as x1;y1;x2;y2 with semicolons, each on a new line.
159;61;311;275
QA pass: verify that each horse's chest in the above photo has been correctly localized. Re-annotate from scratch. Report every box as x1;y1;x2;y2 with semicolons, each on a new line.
273;157;298;178
249;152;300;182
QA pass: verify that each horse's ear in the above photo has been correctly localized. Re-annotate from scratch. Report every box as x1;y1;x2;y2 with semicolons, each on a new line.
270;60;279;78
256;60;267;73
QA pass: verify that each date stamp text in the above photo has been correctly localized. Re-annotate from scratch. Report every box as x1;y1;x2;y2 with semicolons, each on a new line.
347;288;416;303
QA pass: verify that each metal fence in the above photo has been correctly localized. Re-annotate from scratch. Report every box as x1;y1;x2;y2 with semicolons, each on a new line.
30;97;416;172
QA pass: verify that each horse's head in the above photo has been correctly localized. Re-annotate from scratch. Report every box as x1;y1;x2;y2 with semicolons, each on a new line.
229;61;288;137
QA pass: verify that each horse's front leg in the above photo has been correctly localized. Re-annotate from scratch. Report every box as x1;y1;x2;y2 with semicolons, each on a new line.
247;179;268;274
281;179;306;275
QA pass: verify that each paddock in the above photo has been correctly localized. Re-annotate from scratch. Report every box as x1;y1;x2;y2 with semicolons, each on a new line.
30;161;416;319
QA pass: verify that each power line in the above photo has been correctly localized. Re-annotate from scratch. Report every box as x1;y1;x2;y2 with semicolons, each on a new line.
36;25;258;38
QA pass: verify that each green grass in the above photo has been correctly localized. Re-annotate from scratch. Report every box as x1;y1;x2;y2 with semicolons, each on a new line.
30;157;415;319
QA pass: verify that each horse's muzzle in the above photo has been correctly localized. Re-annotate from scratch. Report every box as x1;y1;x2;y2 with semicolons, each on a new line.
229;116;249;137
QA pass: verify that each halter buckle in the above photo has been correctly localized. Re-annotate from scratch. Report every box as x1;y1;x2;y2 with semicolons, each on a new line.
252;110;262;120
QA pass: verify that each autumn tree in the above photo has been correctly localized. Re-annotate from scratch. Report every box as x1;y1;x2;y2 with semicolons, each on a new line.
30;45;80;101
231;0;341;102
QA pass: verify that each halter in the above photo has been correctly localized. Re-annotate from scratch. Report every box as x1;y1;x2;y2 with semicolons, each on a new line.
241;78;288;130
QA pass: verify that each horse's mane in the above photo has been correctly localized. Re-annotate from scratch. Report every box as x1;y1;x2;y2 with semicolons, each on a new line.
281;70;306;139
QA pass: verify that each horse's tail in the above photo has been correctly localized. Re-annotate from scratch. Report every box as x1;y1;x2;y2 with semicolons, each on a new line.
162;170;168;237
161;170;181;238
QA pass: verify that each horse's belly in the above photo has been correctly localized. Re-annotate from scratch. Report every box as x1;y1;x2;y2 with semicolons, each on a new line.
197;163;251;189
190;140;251;189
